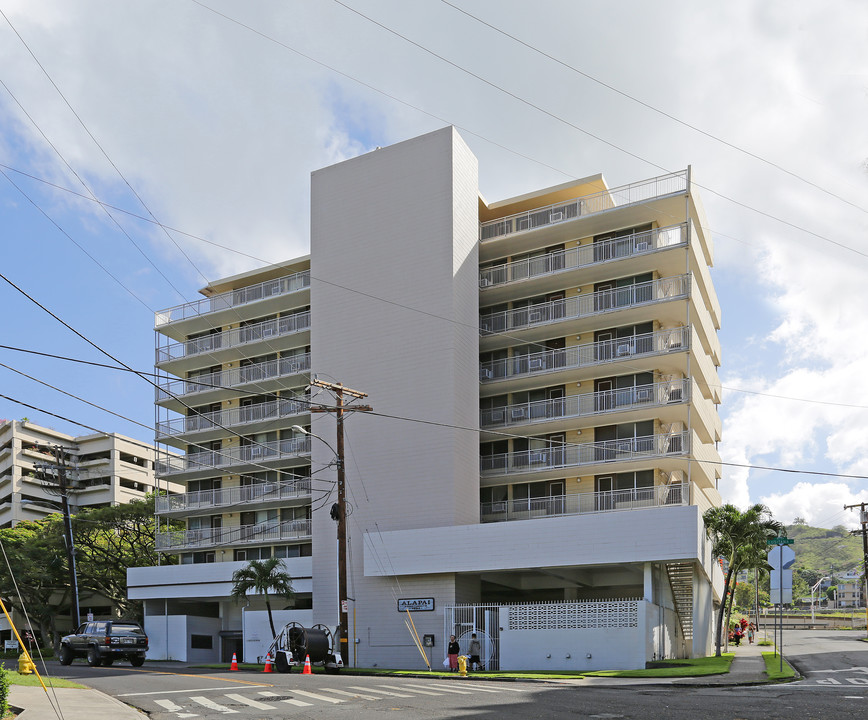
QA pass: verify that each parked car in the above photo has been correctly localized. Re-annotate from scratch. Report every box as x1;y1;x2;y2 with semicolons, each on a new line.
58;620;148;667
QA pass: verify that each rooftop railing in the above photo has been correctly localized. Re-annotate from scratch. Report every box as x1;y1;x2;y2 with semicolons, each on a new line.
155;477;311;514
155;270;310;327
156;353;311;401
156;311;310;364
480;481;690;522
479;326;689;383
480;431;688;476
156;518;312;551
156;436;311;476
479;170;688;242
157;398;308;438
479;224;685;288
480;275;688;335
480;378;689;428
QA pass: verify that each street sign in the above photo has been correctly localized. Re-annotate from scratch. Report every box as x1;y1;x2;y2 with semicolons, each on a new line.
768;545;795;570
767;537;794;546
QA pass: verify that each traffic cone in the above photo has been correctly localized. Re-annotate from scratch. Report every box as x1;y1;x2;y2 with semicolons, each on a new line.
263;653;273;673
230;652;239;671
302;654;312;675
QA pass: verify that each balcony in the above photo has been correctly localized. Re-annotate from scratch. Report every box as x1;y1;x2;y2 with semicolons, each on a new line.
481;481;691;522
156;311;311;368
480;379;689;430
155;477;311;517
156;353;311;408
479;224;686;289
156;436;311;478
480;275;688;340
156;519;312;551
155;270;311;332
157;398;308;443
480;431;689;477
480;171;688;242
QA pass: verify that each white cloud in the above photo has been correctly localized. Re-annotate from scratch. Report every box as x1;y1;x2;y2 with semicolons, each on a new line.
759;482;863;529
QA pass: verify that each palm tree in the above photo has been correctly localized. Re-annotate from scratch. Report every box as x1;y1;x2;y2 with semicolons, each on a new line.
230;557;295;639
703;504;782;656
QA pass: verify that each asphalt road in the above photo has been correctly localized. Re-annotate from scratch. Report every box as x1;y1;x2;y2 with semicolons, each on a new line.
42;629;868;719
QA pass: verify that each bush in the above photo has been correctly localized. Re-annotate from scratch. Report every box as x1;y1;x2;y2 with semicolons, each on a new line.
0;664;9;718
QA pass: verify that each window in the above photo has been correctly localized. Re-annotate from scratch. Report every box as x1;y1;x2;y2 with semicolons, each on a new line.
191;634;213;650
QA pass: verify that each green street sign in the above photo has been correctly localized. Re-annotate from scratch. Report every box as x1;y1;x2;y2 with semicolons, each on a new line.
767;537;794;546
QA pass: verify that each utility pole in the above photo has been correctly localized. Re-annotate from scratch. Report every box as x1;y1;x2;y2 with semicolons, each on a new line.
844;502;868;636
309;380;372;664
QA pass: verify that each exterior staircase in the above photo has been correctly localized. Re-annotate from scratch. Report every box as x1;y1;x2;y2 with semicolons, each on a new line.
666;561;694;643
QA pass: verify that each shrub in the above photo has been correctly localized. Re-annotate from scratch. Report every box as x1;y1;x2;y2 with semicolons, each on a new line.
0;664;9;718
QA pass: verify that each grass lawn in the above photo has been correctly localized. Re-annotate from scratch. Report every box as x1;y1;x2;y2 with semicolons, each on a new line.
583;654;734;678
5;670;85;689
761;652;796;681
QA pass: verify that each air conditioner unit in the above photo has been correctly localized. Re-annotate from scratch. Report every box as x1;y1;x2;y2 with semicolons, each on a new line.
668;387;683;403
269;284;282;295
489;409;505;422
616;440;634;453
511;408;527;420
250;447;262;457
528;451;546;464
616;343;634;356
634;241;649;252
481;321;491;333
479;277;492;288
528;311;542;323
635;388;653;402
667;336;684;351
287;363;299;373
262;327;275;337
480;368;493;380
528;358;544;370
550;211;564;222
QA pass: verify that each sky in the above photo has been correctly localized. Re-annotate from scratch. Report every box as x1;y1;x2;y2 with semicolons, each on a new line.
1;0;867;531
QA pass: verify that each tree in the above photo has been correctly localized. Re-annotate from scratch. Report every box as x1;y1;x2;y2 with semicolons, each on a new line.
704;504;783;656
230;557;294;639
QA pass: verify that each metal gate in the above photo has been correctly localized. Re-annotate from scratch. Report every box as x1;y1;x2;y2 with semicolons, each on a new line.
443;604;501;671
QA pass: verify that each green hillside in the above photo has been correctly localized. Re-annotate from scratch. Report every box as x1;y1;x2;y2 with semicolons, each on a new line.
784;522;864;578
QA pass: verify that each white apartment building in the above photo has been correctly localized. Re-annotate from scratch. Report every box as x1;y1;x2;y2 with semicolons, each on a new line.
129;127;724;670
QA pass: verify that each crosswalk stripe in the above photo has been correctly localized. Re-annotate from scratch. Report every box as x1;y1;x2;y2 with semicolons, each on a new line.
324;688;383;700
406;682;472;695
292;689;346;704
154;698;199;716
224;693;275;709
429;681;526;693
190;695;238;713
348;685;414;698
283;698;315;707
425;682;502;693
377;683;443;696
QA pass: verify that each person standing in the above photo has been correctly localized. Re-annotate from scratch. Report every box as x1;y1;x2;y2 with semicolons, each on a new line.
468;633;484;671
447;635;460;672
747;623;755;644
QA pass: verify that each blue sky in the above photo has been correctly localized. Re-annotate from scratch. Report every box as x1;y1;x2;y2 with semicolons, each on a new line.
1;0;867;528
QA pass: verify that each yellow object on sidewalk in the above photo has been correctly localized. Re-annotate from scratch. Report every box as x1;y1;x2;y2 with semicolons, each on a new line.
18;652;36;674
458;655;468;677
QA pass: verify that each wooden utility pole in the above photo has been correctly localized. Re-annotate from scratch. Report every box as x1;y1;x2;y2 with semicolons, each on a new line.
309;380;372;663
844;502;868;635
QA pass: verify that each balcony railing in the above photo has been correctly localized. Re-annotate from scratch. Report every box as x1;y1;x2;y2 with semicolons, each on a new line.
480;481;690;522
156;436;311;476
479;171;688;241
155;270;311;327
479;326;689;382
479;224;685;288
157;398;308;438
156;519;312;551
480;379;689;428
480;431;688;476
156;311;311;364
155;477;311;514
480;275;688;335
157;353;311;401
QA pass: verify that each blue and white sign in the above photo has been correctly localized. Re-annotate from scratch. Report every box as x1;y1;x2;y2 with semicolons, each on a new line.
397;598;435;612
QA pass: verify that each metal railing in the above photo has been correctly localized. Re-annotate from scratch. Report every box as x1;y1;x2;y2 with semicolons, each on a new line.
480;275;688;334
155;270;310;326
156;436;311;476
156;518;312;550
480;431;689;475
479;171;688;241
156;353;311;401
157;398;308;437
480;482;690;522
156;477;311;514
480;379;689;428
156;311;311;364
479;326;689;382
479;224;685;288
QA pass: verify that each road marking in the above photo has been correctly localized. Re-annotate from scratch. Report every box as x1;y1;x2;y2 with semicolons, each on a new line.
425;682;502;693
190;696;238;714
324;688;383;700
406;682;472;695
117;667;273;686
224;693;275;709
845;696;864;699
377;683;443;696
428;681;526;693
283;698;314;707
348;685;414;698
119;686;261;697
154;698;199;717
291;689;346;703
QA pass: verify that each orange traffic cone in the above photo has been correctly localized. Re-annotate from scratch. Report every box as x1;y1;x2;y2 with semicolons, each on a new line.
302;654;312;675
230;652;239;671
263;653;273;673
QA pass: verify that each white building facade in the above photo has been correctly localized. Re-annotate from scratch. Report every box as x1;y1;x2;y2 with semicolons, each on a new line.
130;127;724;669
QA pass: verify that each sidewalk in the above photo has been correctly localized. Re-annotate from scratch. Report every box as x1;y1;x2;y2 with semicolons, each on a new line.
9;684;146;720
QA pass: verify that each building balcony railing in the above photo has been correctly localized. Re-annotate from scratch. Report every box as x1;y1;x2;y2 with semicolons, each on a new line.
157;398;308;438
479;170;688;242
155;477;311;515
480;379;689;429
156;353;311;401
481;481;691;522
156;311;311;364
156;518;312;551
156;436;311;476
155;270;311;327
480;275;688;335
480;431;688;476
479;327;689;383
479;224;686;288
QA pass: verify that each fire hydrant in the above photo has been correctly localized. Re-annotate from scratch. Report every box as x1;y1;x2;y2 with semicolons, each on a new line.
18;652;35;675
457;655;468;677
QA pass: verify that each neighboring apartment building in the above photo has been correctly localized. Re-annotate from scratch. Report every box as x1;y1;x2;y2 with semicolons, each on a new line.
836;570;865;607
129;127;723;670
